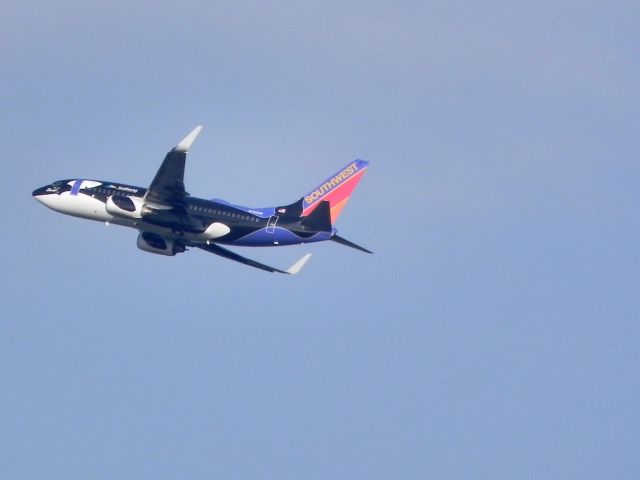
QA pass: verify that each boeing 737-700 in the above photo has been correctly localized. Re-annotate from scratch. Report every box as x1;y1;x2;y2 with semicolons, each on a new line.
32;126;371;274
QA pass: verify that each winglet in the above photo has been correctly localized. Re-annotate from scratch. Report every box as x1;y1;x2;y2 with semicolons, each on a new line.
286;253;312;275
174;125;203;152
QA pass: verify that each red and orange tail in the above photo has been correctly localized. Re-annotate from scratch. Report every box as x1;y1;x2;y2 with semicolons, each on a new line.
301;159;369;223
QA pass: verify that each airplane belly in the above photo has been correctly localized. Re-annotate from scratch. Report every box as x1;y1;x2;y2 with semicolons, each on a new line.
220;227;332;247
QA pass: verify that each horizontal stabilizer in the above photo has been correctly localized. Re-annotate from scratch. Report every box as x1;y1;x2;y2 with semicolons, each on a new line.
331;234;372;254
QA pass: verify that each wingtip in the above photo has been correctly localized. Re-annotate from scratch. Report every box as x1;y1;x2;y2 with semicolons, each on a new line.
174;125;203;152
286;253;312;275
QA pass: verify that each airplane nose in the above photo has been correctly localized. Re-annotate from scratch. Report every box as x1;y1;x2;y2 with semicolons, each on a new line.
33;189;47;206
32;186;49;198
32;185;58;208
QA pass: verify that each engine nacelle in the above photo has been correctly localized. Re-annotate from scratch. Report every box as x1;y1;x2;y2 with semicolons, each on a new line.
105;195;145;219
136;232;185;256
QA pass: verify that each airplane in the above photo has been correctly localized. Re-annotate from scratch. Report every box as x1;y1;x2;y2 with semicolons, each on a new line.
32;126;371;274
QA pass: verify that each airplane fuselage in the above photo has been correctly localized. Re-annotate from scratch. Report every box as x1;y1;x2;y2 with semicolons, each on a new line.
32;179;334;248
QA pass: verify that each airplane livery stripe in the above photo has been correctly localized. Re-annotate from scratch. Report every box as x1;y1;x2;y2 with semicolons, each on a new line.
328;197;350;223
70;179;84;196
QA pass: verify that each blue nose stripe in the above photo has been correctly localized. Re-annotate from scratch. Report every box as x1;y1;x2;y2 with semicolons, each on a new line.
70;179;84;195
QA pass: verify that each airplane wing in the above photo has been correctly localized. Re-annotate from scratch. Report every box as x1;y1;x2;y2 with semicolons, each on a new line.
197;243;312;275
144;126;203;207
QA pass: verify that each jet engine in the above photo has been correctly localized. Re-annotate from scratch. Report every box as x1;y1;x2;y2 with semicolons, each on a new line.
136;232;185;256
105;195;145;219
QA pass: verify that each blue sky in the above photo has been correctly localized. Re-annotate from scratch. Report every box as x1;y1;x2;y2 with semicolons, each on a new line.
2;1;639;478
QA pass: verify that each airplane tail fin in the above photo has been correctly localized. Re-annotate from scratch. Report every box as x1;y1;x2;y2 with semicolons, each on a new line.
301;200;332;232
301;159;369;223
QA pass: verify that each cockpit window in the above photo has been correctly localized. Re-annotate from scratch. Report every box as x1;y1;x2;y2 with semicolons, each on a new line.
51;181;63;186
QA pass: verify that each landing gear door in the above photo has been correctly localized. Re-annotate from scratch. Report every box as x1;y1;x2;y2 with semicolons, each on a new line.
266;215;279;233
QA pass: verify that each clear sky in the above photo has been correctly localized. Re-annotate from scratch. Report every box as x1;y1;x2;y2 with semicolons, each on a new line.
2;1;639;478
